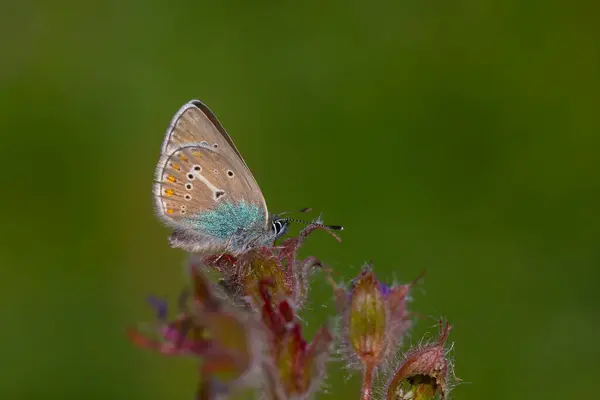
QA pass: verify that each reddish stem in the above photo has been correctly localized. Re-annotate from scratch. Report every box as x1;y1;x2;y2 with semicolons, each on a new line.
361;362;375;400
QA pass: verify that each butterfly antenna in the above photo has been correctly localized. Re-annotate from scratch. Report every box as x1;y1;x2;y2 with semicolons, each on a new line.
288;217;344;231
279;207;313;216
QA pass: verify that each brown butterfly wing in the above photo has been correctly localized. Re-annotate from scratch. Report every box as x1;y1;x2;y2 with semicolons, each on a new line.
161;100;247;168
154;100;268;229
154;145;268;231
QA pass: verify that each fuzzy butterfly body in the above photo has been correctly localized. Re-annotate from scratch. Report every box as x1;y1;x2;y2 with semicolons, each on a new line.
153;100;288;254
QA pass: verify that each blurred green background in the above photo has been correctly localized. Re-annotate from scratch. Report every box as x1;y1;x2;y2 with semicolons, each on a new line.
1;1;598;399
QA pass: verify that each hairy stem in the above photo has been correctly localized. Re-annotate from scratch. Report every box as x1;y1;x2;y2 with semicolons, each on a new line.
361;363;375;400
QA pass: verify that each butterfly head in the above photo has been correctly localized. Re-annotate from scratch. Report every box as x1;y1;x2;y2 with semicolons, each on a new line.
270;216;291;239
270;207;343;241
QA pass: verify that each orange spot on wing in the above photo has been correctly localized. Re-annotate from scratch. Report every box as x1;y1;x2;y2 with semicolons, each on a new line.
167;175;176;182
179;154;188;162
172;163;181;171
165;188;175;197
167;208;174;215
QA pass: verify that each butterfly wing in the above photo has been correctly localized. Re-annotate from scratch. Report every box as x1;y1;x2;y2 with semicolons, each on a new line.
154;100;270;252
155;99;268;218
155;144;265;224
160;100;251;170
154;144;270;252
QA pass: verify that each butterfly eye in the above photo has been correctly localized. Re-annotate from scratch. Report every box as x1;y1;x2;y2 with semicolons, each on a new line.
272;219;288;237
272;221;281;233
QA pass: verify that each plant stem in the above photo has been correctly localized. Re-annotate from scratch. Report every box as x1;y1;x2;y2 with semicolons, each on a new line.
361;363;375;400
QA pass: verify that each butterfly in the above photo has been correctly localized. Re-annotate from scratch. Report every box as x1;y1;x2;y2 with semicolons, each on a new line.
153;100;340;255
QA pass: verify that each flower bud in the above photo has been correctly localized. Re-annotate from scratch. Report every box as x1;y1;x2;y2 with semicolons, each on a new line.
333;265;416;369
259;280;333;399
128;266;263;398
385;320;453;400
331;264;420;399
201;222;340;311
